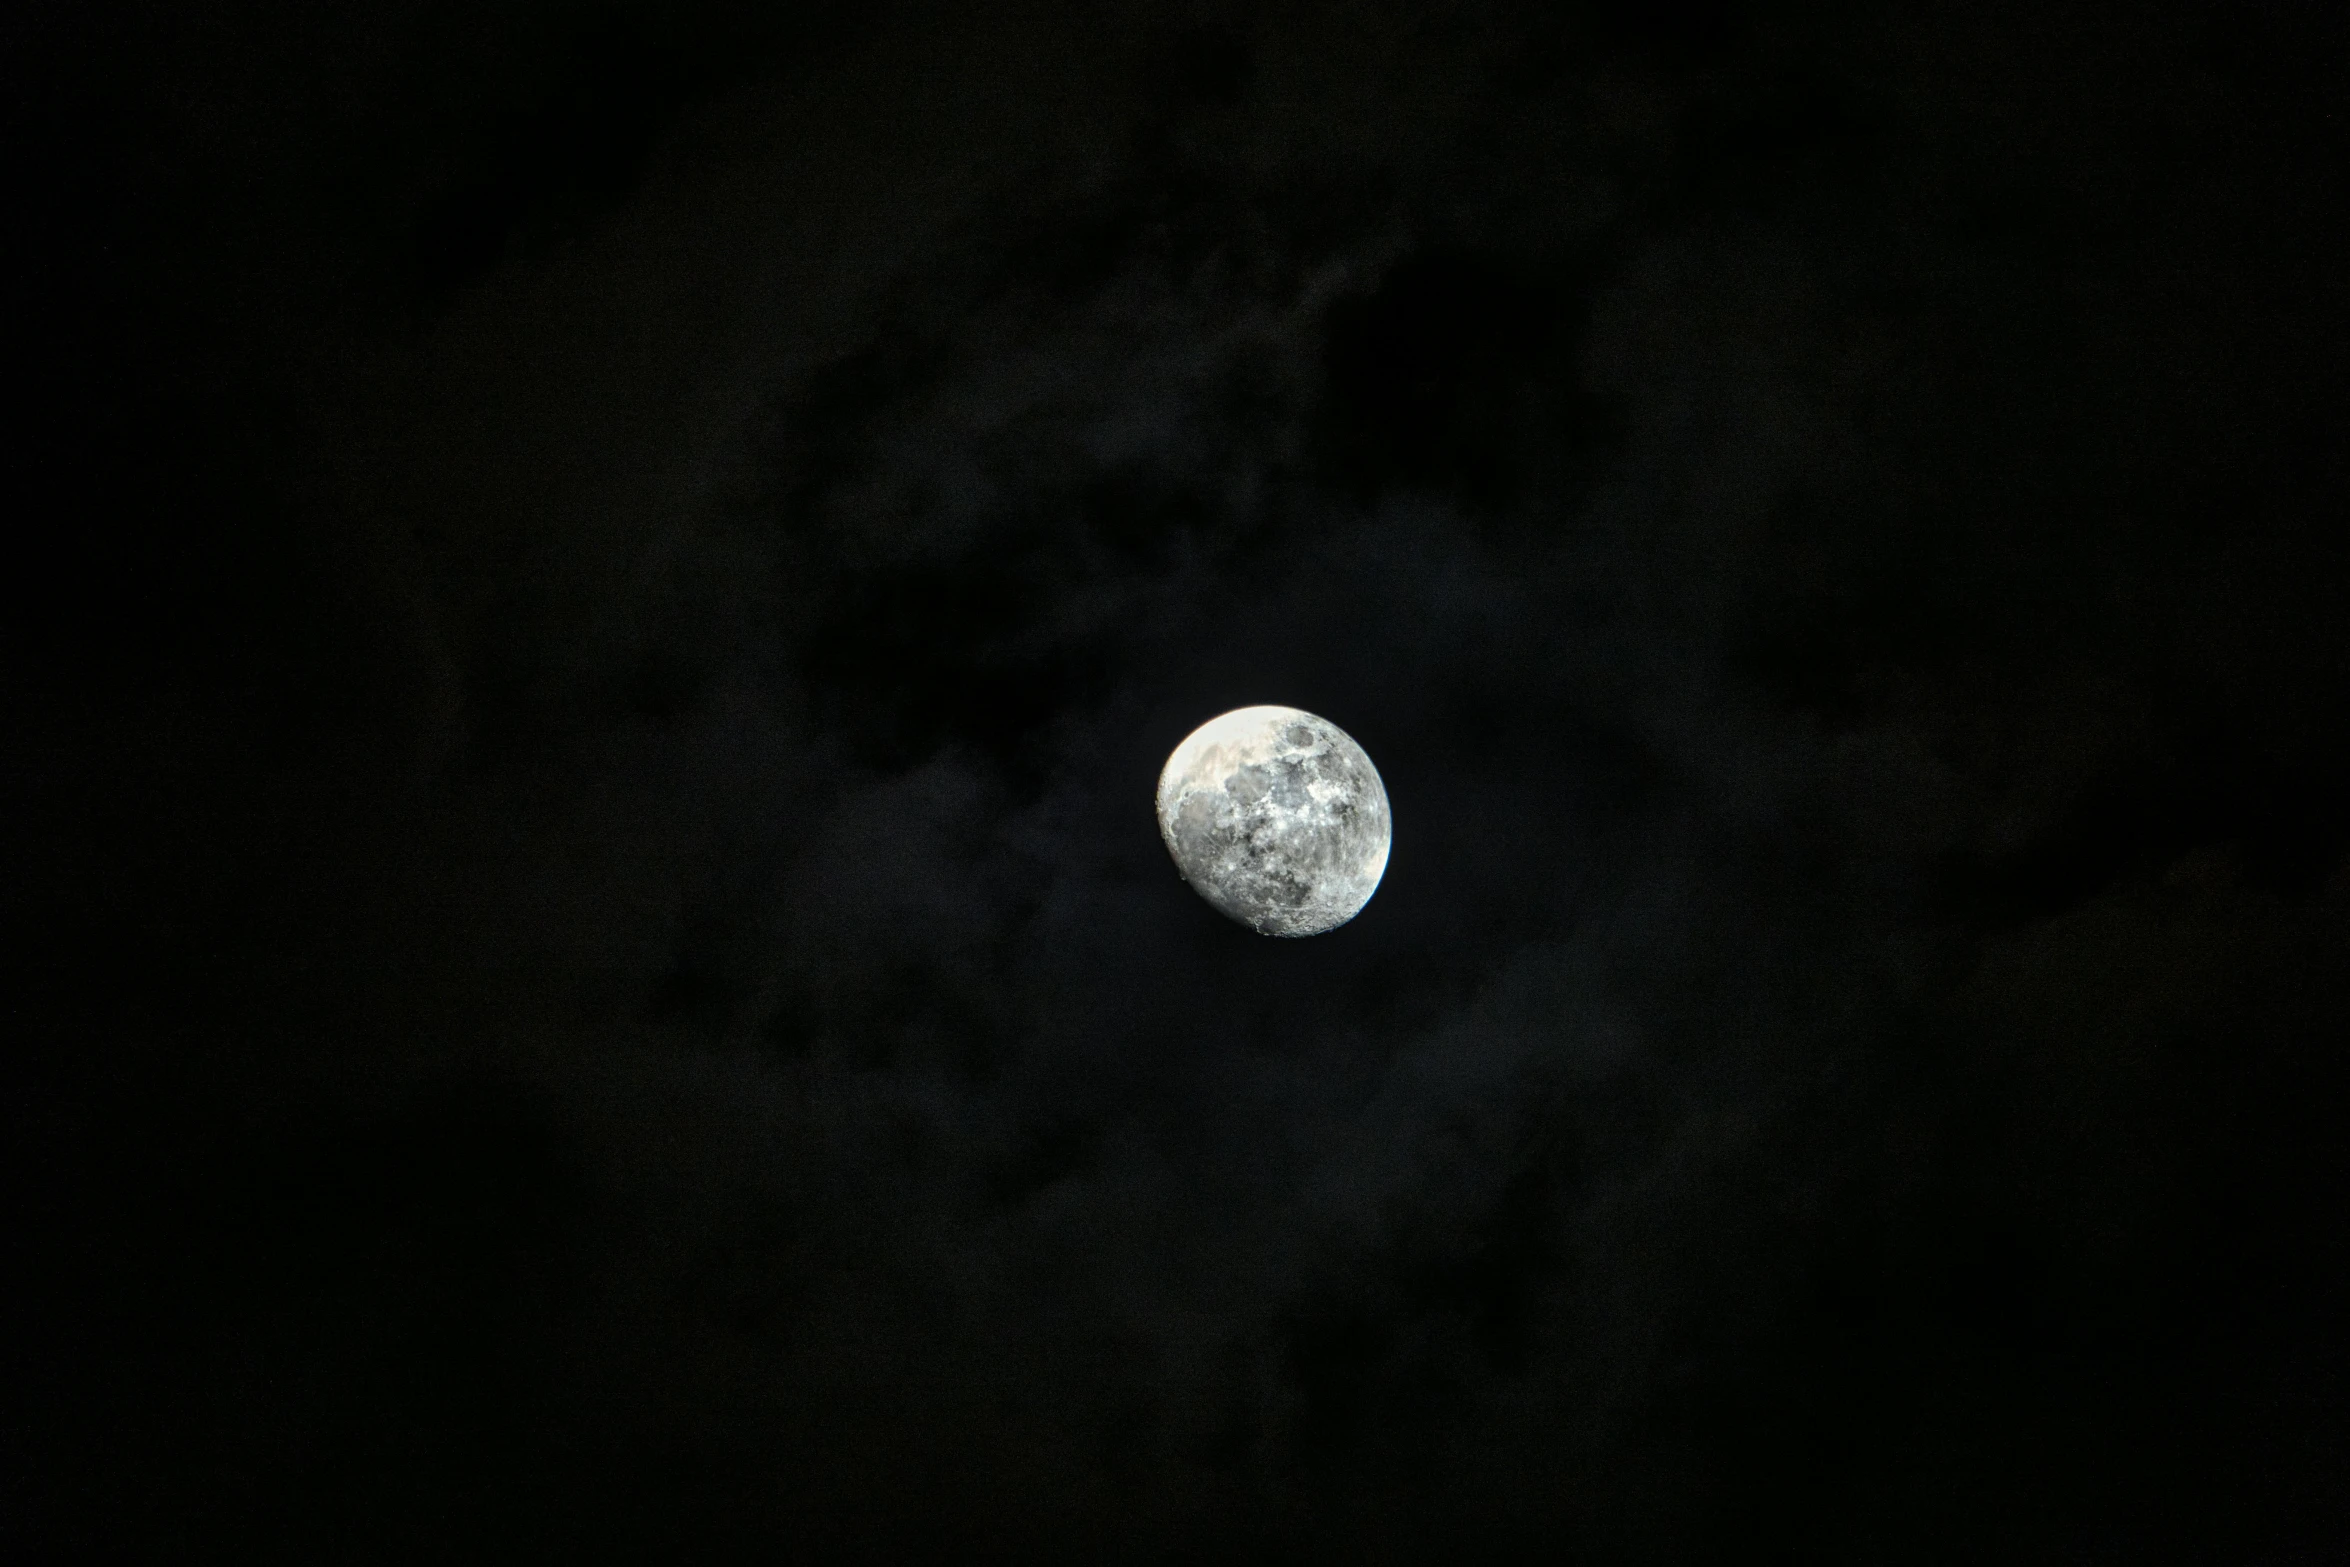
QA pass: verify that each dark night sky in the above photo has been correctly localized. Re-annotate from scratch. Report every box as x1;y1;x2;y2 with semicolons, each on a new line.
8;2;2348;1560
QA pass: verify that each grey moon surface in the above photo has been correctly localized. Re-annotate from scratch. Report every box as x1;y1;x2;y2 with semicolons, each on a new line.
1155;706;1392;937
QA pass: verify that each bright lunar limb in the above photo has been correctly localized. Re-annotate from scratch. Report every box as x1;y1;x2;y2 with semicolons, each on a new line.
1156;705;1391;937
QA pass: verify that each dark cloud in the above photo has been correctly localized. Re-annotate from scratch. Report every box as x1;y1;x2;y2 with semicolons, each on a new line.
10;0;2347;1560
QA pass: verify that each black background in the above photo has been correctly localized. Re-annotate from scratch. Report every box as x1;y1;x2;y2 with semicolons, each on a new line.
8;2;2347;1560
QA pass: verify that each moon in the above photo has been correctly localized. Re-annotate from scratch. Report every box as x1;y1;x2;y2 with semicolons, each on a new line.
1155;705;1392;937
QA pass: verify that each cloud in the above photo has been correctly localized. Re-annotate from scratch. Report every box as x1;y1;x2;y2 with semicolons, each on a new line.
20;1;2348;1557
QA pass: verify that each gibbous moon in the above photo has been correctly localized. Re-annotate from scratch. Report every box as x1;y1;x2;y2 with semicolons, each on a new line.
1156;705;1391;937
